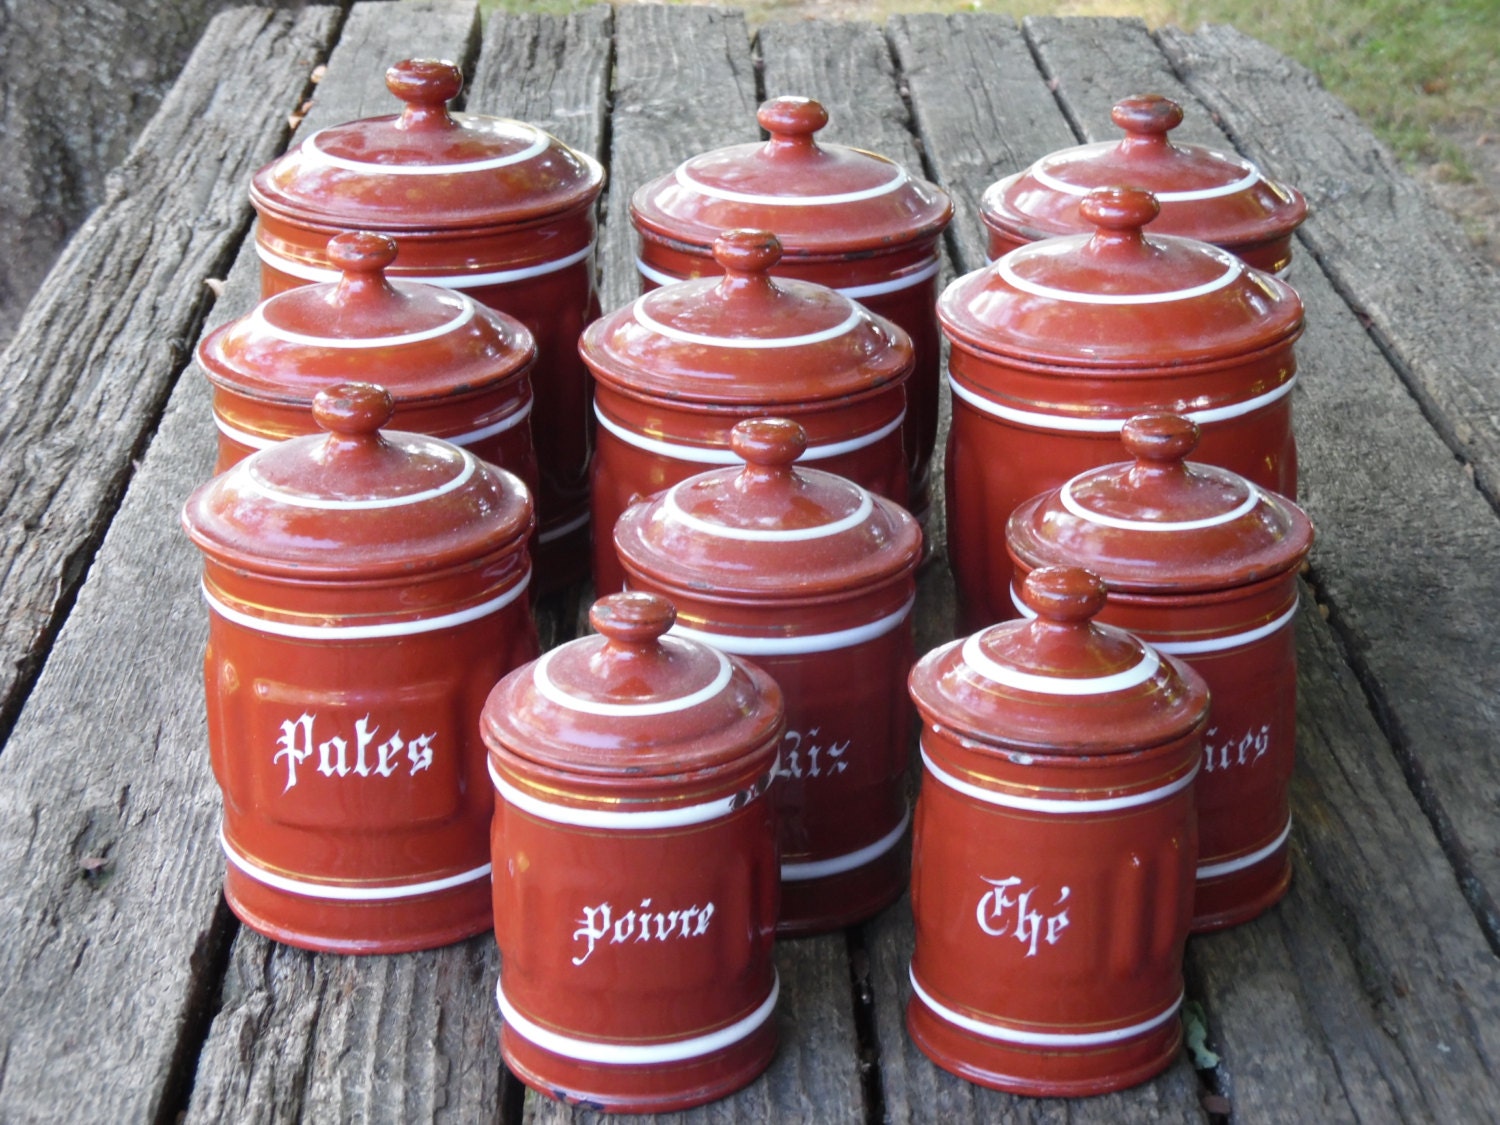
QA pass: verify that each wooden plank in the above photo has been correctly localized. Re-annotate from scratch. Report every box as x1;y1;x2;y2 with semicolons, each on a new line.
0;5;336;745
0;12;342;1121
1156;25;1500;512
886;13;1078;275
595;2;760;314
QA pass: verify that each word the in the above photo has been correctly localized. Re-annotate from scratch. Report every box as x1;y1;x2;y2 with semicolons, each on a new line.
1202;723;1271;773
571;898;716;967
976;876;1071;957
775;727;850;781
274;712;436;792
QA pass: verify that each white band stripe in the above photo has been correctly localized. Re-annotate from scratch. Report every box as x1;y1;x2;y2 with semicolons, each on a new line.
244;447;475;510
997;244;1243;305
302;122;548;175
782;806;909;881
489;759;774;830
203;574;529;640
498;973;778;1065
676;162;908;206
922;746;1199;814
634;299;863;349
662;484;873;543
1008;588;1298;656
1032;143;1262;202
949;372;1297;432
214;416;280;451
961;632;1160;696
1059;476;1261;531
669;597;913;657
249;291;475;348
1198;817;1292;880
257;242;594;289
533;643;732;717
538;508;590;544
212;401;531;452
594;402;904;465
221;829;491;901
635;255;941;299
911;970;1183;1048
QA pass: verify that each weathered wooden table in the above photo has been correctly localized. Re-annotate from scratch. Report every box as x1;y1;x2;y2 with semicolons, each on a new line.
2;2;1499;1120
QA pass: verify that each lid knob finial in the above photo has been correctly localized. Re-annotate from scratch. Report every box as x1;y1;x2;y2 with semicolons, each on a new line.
312;382;395;440
327;232;400;307
1020;566;1108;626
713;229;782;276
590;591;677;648
1080;186;1160;233
386;59;462;131
1111;94;1184;142
1122;414;1199;465
731;417;806;477
758;96;828;153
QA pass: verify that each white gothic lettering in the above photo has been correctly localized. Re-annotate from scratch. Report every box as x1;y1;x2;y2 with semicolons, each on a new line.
275;712;436;792
571;897;716;967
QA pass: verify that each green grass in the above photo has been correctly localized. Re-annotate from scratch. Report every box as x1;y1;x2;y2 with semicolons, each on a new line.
477;0;1500;174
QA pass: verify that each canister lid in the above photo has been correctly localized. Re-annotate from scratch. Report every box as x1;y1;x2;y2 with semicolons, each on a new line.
630;96;952;257
482;592;785;779
614;419;922;600
941;186;1303;369
251;59;604;232
908;567;1209;754
581;230;912;405
981;94;1306;256
1008;415;1314;593
182;382;533;579
200;232;535;404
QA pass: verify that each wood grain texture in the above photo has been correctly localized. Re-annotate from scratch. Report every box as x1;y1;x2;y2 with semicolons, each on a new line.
1186;606;1500;1121
0;6;337;748
1156;24;1500;510
525;935;865;1125
886;13;1078;274
596;3;760;314
468;4;613;159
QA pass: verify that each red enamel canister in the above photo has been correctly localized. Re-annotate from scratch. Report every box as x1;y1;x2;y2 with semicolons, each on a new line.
614;419;923;935
1008;415;1314;930
199;233;538;504
981;94;1307;276
181;383;538;953
482;592;784;1113
941;185;1304;631
582;229;912;595
631;97;951;528
250;59;604;589
907;567;1210;1096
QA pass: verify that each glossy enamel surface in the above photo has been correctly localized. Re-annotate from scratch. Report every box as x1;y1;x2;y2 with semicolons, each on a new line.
251;60;604;589
981;94;1307;275
906;567;1208;1095
181;384;538;953
615;420;922;934
942;187;1303;630
482;593;784;1112
584;230;912;594
1008;415;1314;929
631;97;951;526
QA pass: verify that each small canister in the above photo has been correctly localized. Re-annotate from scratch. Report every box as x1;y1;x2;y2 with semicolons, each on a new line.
251;59;604;588
615;419;923;935
199;232;538;503
181;383;538;953
582;229;912;595
907;566;1209;1096
482;592;784;1113
1008;414;1313;930
941;185;1303;630
981;94;1307;276
631;97;951;527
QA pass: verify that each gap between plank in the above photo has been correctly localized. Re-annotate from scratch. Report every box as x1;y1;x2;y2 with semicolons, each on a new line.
845;924;887;1125
153;896;243;1125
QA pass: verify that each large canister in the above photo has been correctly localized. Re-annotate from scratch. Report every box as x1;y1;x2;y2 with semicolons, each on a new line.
582;229;912;594
981;94;1308;276
1008;414;1314;930
199;233;538;505
482;593;784;1113
614;419;923;935
250;59;604;589
906;567;1209;1096
940;185;1304;630
631;97;951;528
181;383;538;953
